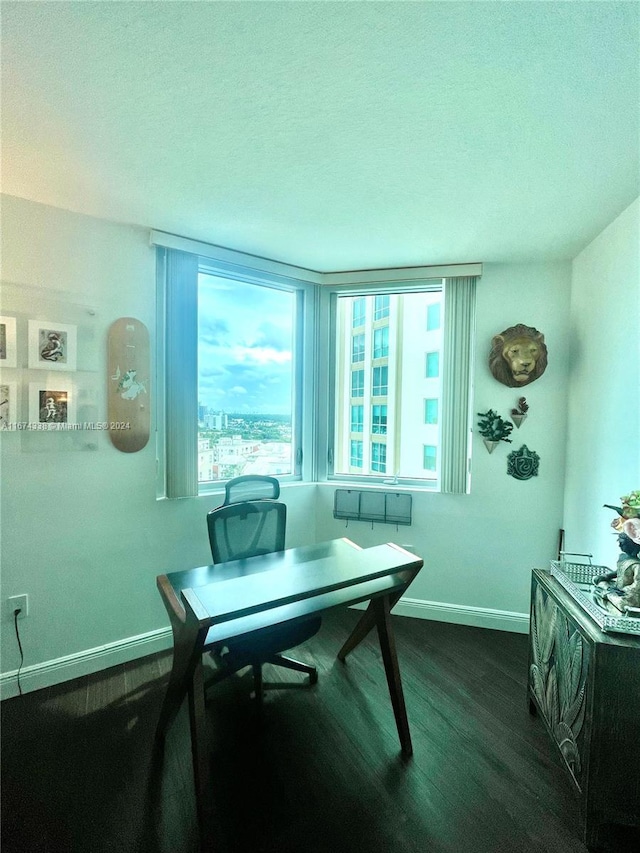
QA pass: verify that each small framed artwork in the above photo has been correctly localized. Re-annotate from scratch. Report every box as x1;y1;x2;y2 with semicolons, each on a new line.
28;320;77;371
0;381;17;429
0;316;17;368
29;380;76;428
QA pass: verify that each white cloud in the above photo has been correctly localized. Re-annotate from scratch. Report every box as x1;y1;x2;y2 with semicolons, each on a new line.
232;346;291;365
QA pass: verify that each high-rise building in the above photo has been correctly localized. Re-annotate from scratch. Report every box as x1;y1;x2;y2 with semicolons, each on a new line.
334;291;442;481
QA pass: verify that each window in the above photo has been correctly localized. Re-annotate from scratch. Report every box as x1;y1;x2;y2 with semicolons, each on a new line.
197;272;298;484
350;405;364;432
156;234;477;496
352;298;365;327
351;369;364;398
424;398;438;425
426;303;441;331
372;365;388;396
371;441;387;473
374;294;390;320
372;404;387;434
423;445;437;471
351;333;365;363
331;289;446;483
373;326;389;359
426;351;439;378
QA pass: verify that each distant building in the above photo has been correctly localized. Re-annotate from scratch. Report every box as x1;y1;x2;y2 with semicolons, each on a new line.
204;412;228;430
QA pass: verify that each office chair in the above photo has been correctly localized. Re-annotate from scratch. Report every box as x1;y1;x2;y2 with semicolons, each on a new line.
204;475;320;700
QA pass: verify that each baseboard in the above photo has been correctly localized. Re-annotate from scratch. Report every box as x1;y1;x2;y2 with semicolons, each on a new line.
0;626;173;700
1;597;529;699
352;596;530;634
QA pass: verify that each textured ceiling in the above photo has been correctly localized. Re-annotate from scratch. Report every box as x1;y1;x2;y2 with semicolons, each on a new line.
2;1;638;270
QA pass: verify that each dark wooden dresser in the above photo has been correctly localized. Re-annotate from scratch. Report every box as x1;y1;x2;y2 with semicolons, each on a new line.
527;568;640;850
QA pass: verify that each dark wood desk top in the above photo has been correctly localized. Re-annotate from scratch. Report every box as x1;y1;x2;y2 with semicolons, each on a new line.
183;539;421;626
163;538;422;642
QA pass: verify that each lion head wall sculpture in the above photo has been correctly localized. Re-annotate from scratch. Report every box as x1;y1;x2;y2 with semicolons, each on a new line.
489;324;548;387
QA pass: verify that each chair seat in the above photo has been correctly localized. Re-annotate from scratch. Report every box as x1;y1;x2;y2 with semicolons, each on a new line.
209;615;322;668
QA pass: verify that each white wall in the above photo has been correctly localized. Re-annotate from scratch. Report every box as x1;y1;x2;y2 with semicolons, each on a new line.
0;195;574;695
563;198;640;567
0;195;318;693
317;262;572;627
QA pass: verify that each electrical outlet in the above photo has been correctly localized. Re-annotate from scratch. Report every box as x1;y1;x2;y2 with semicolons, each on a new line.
8;594;28;619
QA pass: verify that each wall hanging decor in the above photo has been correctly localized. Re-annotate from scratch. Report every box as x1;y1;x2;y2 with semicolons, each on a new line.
107;317;150;452
507;444;540;479
28;379;76;427
0;381;17;428
477;409;513;453
511;396;529;428
489;324;547;387
28;319;77;371
0;315;17;368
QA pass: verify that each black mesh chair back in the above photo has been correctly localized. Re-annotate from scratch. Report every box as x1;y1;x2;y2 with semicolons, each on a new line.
207;500;286;564
223;474;280;505
203;475;319;700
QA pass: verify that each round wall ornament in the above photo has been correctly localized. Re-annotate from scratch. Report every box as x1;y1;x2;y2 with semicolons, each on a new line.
507;445;540;480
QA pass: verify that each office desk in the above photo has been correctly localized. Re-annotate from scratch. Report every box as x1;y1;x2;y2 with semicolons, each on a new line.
155;537;423;829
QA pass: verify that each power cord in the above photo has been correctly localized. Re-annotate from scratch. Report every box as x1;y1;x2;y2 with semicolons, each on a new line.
14;608;24;697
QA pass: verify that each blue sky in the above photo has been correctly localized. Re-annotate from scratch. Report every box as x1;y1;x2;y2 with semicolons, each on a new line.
198;274;294;415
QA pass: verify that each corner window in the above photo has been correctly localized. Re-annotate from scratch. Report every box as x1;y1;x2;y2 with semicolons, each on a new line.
197;273;299;484
330;288;444;483
157;237;477;497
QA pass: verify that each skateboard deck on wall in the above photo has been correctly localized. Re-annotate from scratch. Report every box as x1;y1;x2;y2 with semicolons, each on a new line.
107;317;150;452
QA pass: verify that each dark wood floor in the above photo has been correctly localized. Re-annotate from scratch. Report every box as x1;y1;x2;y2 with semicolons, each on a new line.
2;610;637;853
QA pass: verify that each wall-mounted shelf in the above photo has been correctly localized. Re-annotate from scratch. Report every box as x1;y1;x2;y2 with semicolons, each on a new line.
333;489;412;526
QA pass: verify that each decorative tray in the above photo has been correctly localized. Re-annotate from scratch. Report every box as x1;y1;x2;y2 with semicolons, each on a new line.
549;560;640;636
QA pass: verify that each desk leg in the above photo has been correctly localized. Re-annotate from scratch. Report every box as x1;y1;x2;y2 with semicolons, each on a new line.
374;595;413;757
155;621;209;741
337;567;420;662
188;659;213;833
337;600;377;661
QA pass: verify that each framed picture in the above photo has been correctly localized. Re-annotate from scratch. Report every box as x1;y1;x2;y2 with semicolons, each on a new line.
0;316;17;368
29;380;76;428
28;320;77;371
0;381;17;429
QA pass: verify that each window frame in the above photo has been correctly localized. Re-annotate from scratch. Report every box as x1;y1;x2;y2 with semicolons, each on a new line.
154;231;479;497
320;279;448;489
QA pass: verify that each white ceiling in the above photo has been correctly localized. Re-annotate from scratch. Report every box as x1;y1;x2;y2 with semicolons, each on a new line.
2;1;638;271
